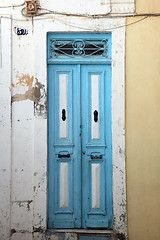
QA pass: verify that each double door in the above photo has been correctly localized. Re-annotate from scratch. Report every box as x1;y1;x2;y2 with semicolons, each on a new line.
48;64;112;229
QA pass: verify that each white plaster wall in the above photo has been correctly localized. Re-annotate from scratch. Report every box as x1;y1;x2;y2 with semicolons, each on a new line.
11;17;34;240
0;0;132;239
0;17;11;240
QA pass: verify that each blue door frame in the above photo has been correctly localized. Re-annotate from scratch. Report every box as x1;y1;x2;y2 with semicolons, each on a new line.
48;33;112;229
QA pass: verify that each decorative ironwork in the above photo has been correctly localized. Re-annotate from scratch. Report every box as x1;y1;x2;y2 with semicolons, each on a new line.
50;39;108;58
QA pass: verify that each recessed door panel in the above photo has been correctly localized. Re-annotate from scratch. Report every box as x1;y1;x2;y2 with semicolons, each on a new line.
91;74;100;140
59;74;68;139
54;70;73;144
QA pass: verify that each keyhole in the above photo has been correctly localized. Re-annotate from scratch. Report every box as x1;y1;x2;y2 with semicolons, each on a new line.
94;110;98;122
62;109;66;121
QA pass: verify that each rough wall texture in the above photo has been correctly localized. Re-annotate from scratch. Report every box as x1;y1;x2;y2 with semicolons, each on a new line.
0;17;11;240
126;12;160;240
0;9;127;239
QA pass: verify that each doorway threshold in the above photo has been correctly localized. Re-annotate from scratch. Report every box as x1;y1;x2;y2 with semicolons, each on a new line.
47;229;113;234
46;229;116;240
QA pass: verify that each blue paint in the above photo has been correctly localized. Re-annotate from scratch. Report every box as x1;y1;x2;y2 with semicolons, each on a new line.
48;33;112;229
49;38;109;59
48;65;81;228
47;32;111;64
81;65;112;228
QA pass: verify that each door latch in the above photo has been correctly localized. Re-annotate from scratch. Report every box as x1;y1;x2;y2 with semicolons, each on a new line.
91;155;102;159
58;153;70;158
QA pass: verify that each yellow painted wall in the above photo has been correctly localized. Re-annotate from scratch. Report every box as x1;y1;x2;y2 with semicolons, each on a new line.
136;0;160;13
126;2;160;239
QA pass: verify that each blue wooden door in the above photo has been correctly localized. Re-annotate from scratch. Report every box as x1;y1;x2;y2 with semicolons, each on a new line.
81;65;112;228
48;64;112;229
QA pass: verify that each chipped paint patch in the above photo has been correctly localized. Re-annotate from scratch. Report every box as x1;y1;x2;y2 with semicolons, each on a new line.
116;233;126;240
12;87;34;102
34;78;47;119
12;73;34;88
27;200;33;211
11;201;33;232
11;229;16;236
12;76;47;118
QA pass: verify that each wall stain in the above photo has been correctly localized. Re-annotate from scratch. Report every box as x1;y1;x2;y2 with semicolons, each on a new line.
27;200;33;211
119;213;125;222
12;87;34;102
18;202;24;207
12;75;47;118
33;186;36;192
34;78;47;118
116;233;126;240
10;229;16;236
12;73;34;88
33;226;45;233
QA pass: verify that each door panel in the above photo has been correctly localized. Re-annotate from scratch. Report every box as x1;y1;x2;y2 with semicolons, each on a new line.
48;64;81;228
81;65;112;228
48;64;112;229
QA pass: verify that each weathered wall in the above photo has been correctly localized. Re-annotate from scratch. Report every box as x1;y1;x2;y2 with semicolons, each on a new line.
0;0;129;239
126;2;160;239
0;17;11;240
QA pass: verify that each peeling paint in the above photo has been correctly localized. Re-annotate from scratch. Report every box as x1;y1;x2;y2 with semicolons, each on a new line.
11;77;47;118
12;73;34;88
11;229;16;236
116;233;126;240
27;200;33;211
18;202;24;208
34;78;47;118
1;7;128;240
118;146;122;154
33;226;45;233
33;186;36;192
12;87;34;102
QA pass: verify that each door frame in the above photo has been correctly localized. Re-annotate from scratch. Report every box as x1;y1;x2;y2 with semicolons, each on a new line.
33;18;127;237
47;33;112;229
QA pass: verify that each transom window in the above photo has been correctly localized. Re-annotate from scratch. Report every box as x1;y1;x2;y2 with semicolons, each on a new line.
49;39;108;58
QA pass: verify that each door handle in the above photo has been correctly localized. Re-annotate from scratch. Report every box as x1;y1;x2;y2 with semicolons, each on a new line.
91;155;102;159
94;110;98;122
62;109;66;121
58;154;70;158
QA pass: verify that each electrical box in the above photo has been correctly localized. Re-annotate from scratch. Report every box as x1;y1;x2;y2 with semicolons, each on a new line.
26;1;37;13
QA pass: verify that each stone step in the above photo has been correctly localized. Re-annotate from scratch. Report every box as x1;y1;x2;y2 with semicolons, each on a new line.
46;229;118;240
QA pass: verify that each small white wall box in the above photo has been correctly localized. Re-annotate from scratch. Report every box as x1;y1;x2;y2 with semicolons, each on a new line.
26;1;37;13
